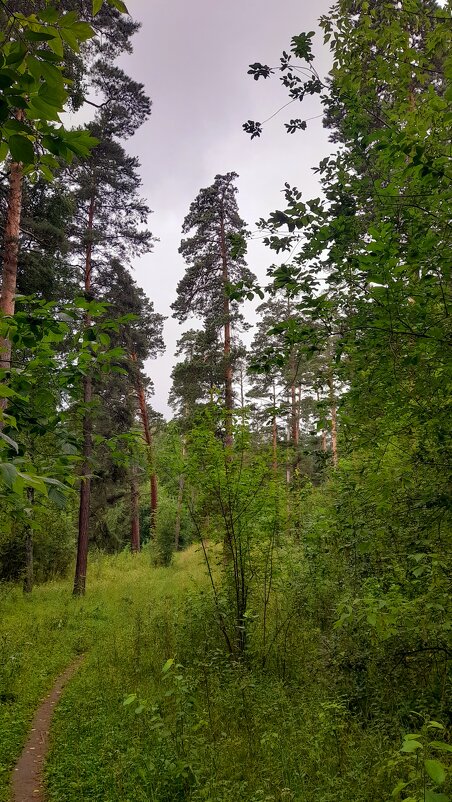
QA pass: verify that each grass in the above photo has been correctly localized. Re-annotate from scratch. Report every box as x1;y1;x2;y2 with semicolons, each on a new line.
0;546;208;802
1;545;449;802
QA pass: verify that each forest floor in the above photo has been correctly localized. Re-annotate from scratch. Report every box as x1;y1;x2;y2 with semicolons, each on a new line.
1;547;208;802
0;546;440;802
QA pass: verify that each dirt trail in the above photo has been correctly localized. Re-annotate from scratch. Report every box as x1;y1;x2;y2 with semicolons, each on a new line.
11;656;84;802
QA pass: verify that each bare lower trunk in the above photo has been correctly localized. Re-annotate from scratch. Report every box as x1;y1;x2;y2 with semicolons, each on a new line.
73;375;92;596
174;474;184;551
130;465;140;553
130;353;157;532
0;159;23;415
73;193;95;596
272;382;277;474
286;414;291;485
328;373;338;467
174;437;186;550
219;211;233;448
23;489;34;594
290;379;298;447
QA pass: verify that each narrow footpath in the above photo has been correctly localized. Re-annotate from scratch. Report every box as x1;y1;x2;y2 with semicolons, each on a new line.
11;657;84;802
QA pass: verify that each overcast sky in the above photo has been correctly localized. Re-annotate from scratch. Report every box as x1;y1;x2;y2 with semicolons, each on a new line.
118;0;333;417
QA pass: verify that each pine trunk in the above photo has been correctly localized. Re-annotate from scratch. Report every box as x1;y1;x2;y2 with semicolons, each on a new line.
130;464;140;553
73;375;92;596
0;159;23;412
23;489;34;594
219;211;233;447
130;352;157;532
73;192;95;597
272;383;277;474
328;373;338;467
174;437;186;551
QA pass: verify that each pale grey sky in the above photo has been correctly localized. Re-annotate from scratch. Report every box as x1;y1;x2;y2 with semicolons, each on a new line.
119;0;333;417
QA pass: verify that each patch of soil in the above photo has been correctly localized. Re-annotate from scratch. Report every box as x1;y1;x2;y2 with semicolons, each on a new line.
11;656;84;802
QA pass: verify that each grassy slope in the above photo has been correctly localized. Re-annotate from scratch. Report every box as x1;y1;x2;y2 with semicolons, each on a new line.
3;546;445;802
0;547;207;802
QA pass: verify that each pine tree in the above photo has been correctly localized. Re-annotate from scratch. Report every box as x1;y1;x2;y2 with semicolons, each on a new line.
71;38;153;596
172;172;255;444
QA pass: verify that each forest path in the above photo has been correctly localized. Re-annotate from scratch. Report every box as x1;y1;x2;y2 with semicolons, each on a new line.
11;656;84;802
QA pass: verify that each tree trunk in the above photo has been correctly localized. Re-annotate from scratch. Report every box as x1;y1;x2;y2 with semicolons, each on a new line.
272;382;277;474
130;464;140;553
174;437;186;551
73;375;92;596
219;209;233;447
0;158;23;413
328;373;338;467
73;192;95;597
316;389;328;454
291;379;298;447
23;488;34;594
130;352;157;532
286;408;291;486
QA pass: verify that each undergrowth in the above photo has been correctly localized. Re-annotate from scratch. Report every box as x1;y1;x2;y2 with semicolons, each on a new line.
1;545;451;802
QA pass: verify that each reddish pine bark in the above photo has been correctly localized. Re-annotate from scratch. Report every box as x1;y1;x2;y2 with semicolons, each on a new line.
174;436;186;551
130;465;141;553
0;159;23;409
130;352;157;531
73;193;95;596
219;208;233;447
272;383;277;475
73;375;92;595
328;373;338;467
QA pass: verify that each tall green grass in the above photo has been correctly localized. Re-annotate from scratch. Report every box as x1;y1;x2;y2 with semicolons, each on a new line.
2;546;449;801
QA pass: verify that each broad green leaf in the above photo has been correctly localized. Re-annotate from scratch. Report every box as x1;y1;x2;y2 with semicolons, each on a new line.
425;791;449;802
28;97;62;122
425;759;446;785
24;30;57;42
0;383;16;398
17;472;47;494
93;0;103;14
108;0;129;12
123;693;137;706
39;61;63;87
6;45;27;67
162;658;174;673
430;742;452;754
47;484;67;508
59;28;80;52
47;33;64;58
38;7;60;23
69;22;95;42
401;739;423;752
0;462;18;489
27;55;44;81
8;134;35;163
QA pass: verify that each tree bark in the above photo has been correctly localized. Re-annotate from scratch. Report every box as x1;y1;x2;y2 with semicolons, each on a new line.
328;373;338;467
272;382;277;475
130;352;157;532
174;437;186;551
130;464;140;553
0;158;23;413
219;207;233;447
73;375;92;596
23;488;34;594
73;192;95;596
